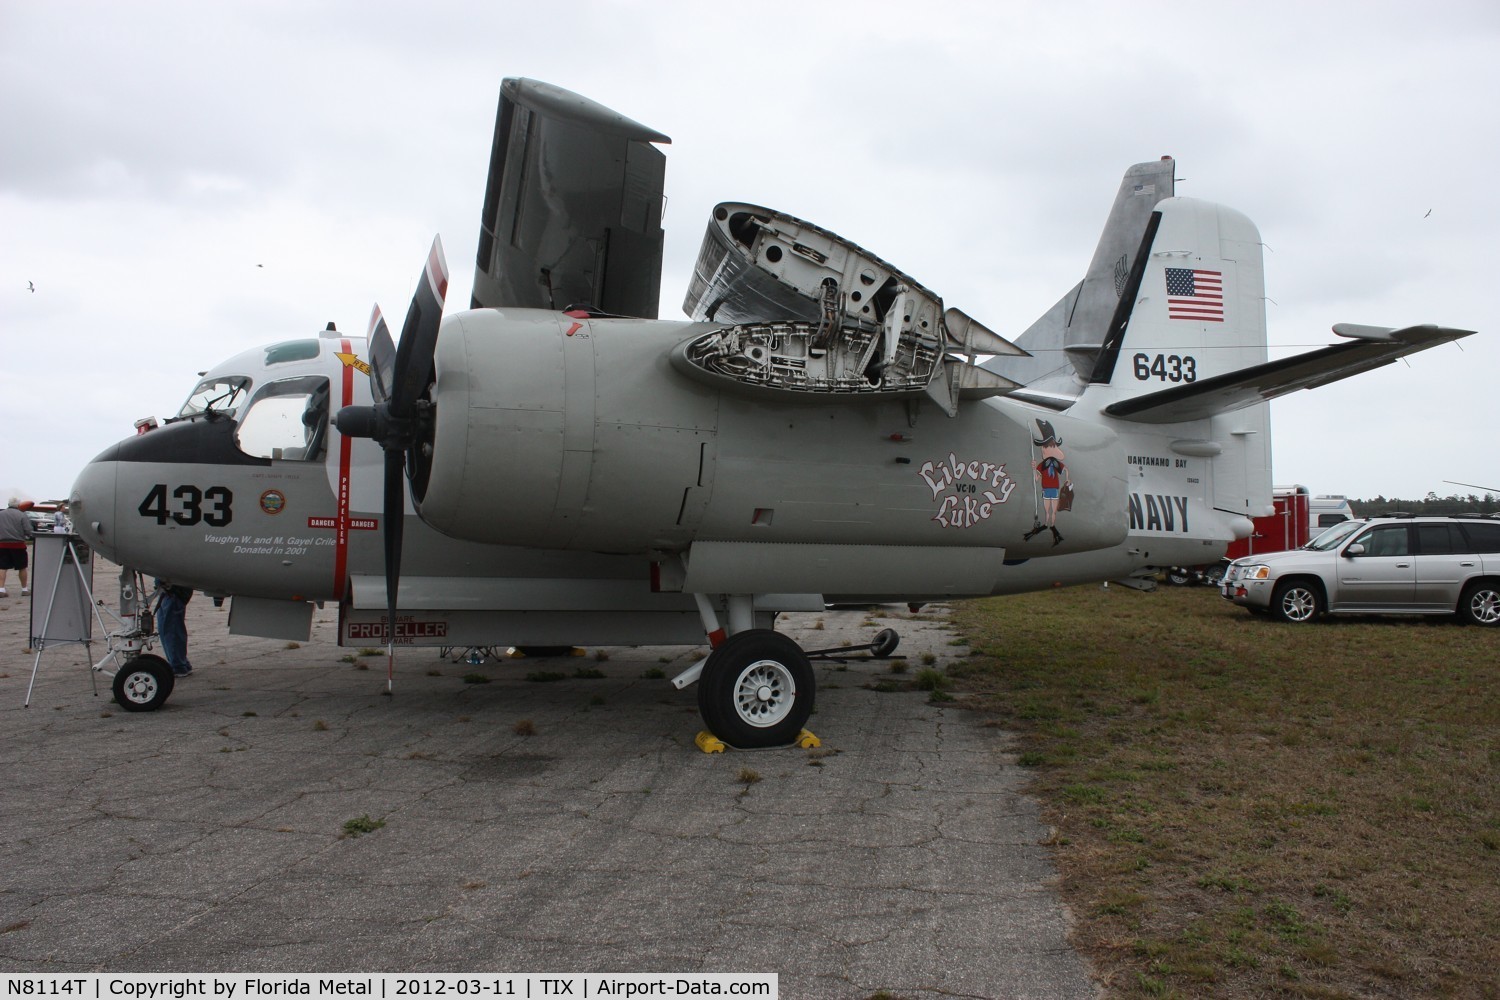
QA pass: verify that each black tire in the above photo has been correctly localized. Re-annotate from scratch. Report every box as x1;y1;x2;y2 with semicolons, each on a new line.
1271;580;1323;624
870;628;900;658
112;654;174;712
1201;564;1225;587
1457;580;1500;627
697;629;814;749
1165;568;1192;586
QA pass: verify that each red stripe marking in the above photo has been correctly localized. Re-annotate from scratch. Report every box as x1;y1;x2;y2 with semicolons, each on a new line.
333;338;356;600
707;628;727;649
428;243;449;304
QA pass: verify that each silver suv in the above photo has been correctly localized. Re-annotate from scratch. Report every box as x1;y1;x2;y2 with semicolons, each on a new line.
1221;515;1500;625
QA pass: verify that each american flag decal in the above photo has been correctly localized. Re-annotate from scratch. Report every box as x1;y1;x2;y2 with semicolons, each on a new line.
1165;267;1224;322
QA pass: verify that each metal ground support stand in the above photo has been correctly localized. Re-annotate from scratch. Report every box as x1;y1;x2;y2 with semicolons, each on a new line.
24;534;104;705
23;544;164;709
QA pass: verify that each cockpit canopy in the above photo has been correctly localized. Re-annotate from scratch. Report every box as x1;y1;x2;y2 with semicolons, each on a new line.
174;338;335;463
235;375;330;462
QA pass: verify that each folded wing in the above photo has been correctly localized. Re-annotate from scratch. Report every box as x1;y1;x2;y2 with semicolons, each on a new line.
472;78;671;318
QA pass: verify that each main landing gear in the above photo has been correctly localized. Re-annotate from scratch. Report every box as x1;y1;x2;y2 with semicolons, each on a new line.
696;629;815;749
675;593;901;749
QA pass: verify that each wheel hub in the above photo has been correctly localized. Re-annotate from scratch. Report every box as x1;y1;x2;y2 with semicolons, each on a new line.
122;671;158;703
734;660;795;728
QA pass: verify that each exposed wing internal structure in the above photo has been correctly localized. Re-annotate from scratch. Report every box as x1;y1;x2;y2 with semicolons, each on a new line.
678;203;1023;414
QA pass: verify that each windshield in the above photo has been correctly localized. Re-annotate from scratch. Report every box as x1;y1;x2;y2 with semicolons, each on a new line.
1306;519;1364;551
234;375;330;461
179;376;251;419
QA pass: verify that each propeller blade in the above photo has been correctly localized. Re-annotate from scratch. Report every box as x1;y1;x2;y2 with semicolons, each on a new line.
390;236;449;418
368;305;395;405
336;236;449;695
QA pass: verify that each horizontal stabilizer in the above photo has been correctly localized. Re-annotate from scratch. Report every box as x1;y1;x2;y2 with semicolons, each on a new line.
1104;324;1474;424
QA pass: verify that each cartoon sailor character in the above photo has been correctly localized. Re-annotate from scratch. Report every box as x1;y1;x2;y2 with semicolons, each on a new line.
1024;418;1070;546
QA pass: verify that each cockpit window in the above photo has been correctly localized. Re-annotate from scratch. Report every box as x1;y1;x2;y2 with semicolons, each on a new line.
234;376;330;462
263;340;322;366
179;376;251;419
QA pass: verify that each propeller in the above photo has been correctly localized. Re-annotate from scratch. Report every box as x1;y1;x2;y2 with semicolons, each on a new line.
335;236;450;689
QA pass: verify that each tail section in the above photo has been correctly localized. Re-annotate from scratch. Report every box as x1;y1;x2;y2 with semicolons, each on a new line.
987;157;1176;407
995;158;1473;570
1082;192;1472;541
1064;194;1276;533
1083;195;1270;402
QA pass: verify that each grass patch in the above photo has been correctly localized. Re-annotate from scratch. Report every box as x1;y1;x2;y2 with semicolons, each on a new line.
913;668;949;692
341;814;385;838
951;585;1499;999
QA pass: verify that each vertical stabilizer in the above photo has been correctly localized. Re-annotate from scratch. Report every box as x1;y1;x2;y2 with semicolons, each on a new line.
1086;196;1268;393
987;157;1175;401
1083;194;1274;528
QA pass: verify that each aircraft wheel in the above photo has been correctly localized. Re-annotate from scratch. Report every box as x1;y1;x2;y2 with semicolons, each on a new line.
871;628;900;658
1165;567;1192;587
112;654;175;712
697;629;814;749
1457;581;1500;626
1271;580;1322;623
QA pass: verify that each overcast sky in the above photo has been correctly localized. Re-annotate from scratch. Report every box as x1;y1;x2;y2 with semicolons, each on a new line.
4;0;1497;506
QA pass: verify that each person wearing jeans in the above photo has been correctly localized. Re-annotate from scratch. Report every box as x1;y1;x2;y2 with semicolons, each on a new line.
154;580;194;676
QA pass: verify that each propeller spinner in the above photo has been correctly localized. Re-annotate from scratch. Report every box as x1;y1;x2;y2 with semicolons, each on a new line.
335;236;450;686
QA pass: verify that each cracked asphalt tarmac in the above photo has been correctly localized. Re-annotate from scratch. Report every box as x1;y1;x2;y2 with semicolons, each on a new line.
0;561;1096;999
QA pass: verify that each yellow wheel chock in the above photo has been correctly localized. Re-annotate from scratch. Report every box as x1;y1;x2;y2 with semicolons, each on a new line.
693;729;821;754
694;731;727;753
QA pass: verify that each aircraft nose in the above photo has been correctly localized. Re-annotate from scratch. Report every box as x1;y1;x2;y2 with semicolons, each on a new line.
69;455;119;559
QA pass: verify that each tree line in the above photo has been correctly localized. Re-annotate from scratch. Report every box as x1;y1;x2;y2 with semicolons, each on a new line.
1350;492;1500;517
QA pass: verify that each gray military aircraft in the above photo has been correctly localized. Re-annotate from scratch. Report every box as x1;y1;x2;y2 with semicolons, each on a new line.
68;79;1474;747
